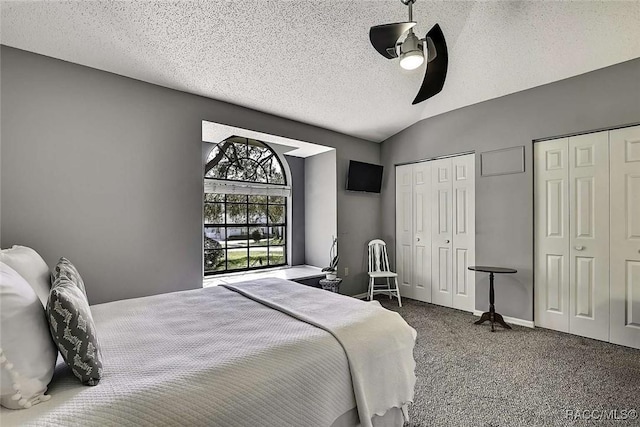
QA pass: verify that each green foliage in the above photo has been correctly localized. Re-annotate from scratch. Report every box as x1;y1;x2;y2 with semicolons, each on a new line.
322;237;339;272
204;236;224;272
251;229;263;243
204;138;285;184
204;198;285;226
204;202;223;224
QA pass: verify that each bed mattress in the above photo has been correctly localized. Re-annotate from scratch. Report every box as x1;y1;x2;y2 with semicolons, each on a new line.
0;279;413;426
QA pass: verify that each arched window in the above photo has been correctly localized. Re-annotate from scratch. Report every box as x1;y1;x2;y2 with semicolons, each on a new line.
203;136;288;274
205;136;286;184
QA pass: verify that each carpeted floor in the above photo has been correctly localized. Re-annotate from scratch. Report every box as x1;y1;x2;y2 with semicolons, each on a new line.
376;297;640;427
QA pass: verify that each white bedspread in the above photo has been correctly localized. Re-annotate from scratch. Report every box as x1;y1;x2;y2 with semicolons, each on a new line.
0;279;416;427
224;279;417;427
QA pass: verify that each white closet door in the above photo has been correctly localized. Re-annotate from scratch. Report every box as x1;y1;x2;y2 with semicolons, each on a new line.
610;125;640;349
396;164;414;299
534;138;570;332
451;154;476;312
431;157;454;307
413;162;432;302
568;132;610;341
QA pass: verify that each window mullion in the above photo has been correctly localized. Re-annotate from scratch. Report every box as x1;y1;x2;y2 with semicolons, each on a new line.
224;194;229;271
245;200;249;269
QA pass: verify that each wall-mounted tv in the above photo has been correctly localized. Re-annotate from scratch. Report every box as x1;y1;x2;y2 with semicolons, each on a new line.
346;160;383;193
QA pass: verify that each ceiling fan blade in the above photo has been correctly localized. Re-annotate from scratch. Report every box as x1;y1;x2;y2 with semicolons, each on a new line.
412;24;448;105
369;22;416;59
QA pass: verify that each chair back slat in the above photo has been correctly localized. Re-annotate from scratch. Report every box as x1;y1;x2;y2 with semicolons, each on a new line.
382;245;390;271
367;239;391;273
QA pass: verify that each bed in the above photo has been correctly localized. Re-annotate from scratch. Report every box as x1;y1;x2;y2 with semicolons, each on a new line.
0;278;416;427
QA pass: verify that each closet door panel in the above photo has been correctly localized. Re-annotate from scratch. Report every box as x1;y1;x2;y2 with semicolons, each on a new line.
396;164;414;298
431;158;453;307
413;162;432;302
534;139;570;332
451;154;475;312
568;132;609;341
610;125;640;349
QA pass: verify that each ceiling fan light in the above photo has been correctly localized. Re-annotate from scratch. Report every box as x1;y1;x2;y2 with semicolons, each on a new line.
400;50;424;70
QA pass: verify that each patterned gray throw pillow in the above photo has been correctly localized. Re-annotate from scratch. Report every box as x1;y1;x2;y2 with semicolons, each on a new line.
47;277;102;386
51;257;87;297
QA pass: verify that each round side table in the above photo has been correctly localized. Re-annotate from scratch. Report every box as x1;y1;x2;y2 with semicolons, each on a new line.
319;278;342;293
468;266;517;332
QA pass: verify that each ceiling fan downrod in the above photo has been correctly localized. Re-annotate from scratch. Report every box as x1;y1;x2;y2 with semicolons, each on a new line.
401;0;416;22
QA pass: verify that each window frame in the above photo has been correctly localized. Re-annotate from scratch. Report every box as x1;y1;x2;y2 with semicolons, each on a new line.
204;195;287;275
203;137;289;276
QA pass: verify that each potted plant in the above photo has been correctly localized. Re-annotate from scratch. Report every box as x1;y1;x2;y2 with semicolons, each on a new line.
322;236;339;280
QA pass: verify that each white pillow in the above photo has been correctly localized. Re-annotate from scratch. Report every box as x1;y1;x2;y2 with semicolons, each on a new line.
0;262;57;409
0;246;51;307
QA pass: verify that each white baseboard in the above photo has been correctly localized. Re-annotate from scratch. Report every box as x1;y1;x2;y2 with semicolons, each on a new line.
352;295;534;329
351;292;369;300
473;310;535;328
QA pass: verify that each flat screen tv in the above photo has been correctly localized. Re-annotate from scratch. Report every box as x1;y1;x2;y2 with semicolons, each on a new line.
346;160;383;193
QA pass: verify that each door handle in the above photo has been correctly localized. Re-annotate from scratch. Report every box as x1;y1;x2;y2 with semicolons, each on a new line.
575;246;584;251
445;240;450;244
416;237;421;242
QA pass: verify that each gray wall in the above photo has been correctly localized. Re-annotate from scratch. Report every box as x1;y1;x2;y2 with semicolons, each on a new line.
305;150;337;269
0;46;381;303
381;58;640;321
285;154;305;266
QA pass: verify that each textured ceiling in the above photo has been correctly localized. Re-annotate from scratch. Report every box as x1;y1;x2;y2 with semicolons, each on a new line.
1;1;639;142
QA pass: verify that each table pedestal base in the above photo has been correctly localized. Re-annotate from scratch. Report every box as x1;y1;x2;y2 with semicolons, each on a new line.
474;271;512;332
474;311;511;332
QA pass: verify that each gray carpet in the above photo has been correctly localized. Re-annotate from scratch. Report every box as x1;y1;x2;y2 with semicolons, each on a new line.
376;297;640;427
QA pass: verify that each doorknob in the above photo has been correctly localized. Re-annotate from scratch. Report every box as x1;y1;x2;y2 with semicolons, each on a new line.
575;246;584;251
445;240;450;244
416;237;421;242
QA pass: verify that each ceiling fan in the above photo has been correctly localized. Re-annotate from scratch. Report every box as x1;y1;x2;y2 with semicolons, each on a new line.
369;0;448;105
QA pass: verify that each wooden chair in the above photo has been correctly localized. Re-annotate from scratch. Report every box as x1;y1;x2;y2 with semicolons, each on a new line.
367;239;402;307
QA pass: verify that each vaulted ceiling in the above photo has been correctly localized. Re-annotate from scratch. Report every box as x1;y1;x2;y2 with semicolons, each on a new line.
1;1;639;142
